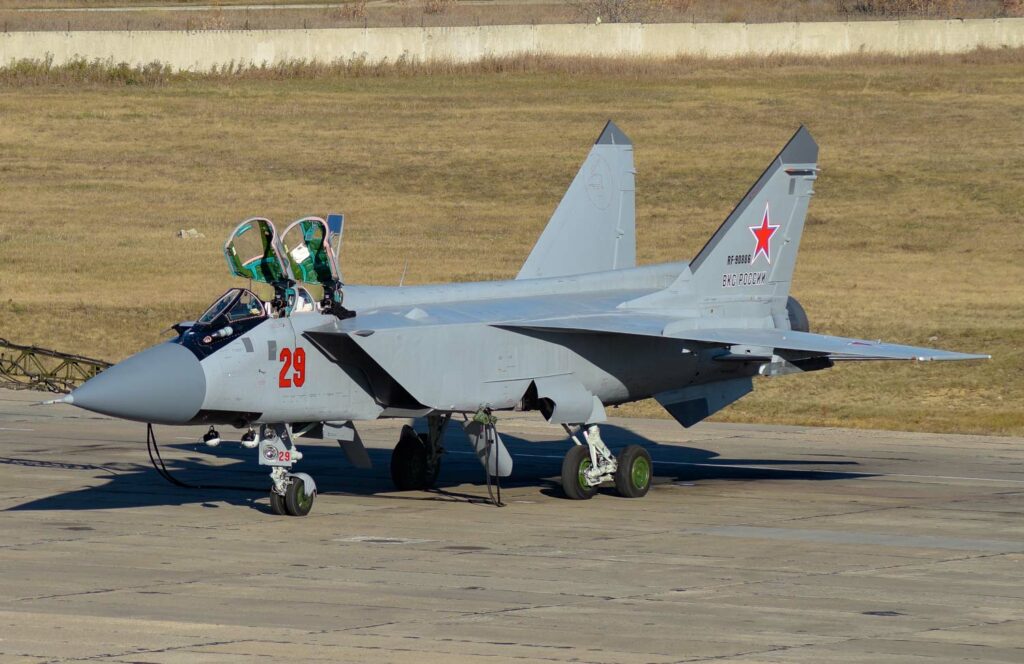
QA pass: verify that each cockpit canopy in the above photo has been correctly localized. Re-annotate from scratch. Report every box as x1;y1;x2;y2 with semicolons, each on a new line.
176;288;268;358
221;214;348;319
197;288;267;328
223;215;344;292
224;218;291;285
281;215;344;288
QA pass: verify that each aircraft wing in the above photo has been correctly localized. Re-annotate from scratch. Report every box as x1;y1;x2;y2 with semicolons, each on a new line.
496;317;989;362
309;304;986;362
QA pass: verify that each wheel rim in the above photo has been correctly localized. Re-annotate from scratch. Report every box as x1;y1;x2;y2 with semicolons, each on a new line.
577;457;592;490
294;481;313;511
631;456;650;490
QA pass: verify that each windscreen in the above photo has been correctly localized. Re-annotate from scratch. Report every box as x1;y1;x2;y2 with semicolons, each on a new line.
198;289;241;324
226;290;266;322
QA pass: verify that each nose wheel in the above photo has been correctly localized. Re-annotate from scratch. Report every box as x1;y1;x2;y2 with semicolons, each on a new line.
268;470;317;516
284;476;315;516
269;488;287;516
260;424;318;516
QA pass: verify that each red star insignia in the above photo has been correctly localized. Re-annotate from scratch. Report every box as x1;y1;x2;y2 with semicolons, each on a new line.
749;204;780;264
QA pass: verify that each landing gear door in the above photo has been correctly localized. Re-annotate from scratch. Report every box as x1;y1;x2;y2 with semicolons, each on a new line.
281;216;342;288
223;217;294;285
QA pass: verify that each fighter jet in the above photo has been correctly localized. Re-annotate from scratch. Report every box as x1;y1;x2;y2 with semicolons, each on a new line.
56;123;988;516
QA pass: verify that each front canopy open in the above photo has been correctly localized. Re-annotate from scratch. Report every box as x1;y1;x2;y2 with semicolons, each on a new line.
223;217;293;285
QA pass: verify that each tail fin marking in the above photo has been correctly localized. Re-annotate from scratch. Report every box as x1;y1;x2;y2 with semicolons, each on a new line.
623;126;818;317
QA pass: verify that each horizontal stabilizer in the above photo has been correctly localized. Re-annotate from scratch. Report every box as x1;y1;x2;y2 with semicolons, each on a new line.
669;328;990;362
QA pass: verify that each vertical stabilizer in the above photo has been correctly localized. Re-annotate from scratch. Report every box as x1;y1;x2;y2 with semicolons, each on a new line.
516;121;636;280
624;127;818;320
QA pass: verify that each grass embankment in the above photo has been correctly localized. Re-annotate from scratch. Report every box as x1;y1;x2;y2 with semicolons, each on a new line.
0;51;1021;434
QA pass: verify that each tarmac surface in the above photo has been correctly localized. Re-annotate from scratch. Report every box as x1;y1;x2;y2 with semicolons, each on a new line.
1;386;1023;663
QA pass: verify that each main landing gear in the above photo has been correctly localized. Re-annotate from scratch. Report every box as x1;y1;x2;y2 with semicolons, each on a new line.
560;424;652;500
390;413;449;491
259;423;318;516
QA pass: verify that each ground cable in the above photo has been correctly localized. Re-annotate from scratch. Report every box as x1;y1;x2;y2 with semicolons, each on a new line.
146;423;263;493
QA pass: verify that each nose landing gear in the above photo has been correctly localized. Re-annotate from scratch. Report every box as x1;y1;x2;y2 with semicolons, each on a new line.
259;423;317;517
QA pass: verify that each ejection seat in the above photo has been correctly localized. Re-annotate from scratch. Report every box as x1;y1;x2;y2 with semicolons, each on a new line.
280;214;351;318
223;215;350;319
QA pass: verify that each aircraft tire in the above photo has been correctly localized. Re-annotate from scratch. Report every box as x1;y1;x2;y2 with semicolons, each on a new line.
390;427;440;491
269;489;288;516
284;477;315;517
613;445;652;498
561;445;598;500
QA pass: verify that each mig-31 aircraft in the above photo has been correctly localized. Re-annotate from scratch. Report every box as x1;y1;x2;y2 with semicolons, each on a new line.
53;123;988;516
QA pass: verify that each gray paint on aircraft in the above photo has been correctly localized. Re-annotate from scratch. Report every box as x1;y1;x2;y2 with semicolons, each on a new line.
66;125;988;460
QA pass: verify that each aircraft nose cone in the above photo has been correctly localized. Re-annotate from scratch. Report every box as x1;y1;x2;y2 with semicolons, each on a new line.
70;343;206;424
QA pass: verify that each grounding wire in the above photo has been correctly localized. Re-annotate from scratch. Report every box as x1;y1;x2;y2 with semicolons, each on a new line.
146;423;263;493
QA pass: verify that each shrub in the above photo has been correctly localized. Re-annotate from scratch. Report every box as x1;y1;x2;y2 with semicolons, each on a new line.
423;0;455;15
336;1;369;21
836;0;966;16
1002;0;1024;17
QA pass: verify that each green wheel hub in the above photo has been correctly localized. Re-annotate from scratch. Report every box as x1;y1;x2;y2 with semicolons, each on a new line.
294;482;313;511
631;456;650;490
578;458;592;489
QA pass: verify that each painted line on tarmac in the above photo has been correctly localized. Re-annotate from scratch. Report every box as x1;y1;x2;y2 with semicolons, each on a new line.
0;427;34;432
456;451;1024;486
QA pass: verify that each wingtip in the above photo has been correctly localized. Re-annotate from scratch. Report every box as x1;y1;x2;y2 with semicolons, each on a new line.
954;352;992;361
926;352;991;362
596;120;632;146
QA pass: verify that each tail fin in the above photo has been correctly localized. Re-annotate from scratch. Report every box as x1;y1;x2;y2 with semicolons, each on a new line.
516;121;635;280
625;126;818;319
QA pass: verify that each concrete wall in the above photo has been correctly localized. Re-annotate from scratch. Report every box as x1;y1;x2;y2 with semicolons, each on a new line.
2;18;1022;70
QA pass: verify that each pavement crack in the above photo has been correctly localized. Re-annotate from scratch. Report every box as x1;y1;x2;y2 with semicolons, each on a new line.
673;642;819;662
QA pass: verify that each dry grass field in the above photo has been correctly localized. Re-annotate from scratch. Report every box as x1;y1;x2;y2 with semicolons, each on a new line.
0;0;1017;31
0;50;1021;434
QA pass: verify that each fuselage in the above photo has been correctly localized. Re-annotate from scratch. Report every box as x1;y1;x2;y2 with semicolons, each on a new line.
67;260;758;427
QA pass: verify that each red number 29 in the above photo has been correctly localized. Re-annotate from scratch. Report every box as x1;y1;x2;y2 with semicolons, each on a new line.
278;347;306;388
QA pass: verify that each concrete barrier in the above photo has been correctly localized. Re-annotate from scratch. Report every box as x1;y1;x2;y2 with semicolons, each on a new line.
1;18;1022;70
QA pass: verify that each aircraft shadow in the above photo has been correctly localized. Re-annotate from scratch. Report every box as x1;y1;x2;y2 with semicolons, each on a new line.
4;423;871;513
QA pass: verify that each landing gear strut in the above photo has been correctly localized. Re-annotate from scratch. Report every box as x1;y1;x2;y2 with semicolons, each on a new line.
560;424;653;499
390;414;449;491
259;423;317;516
